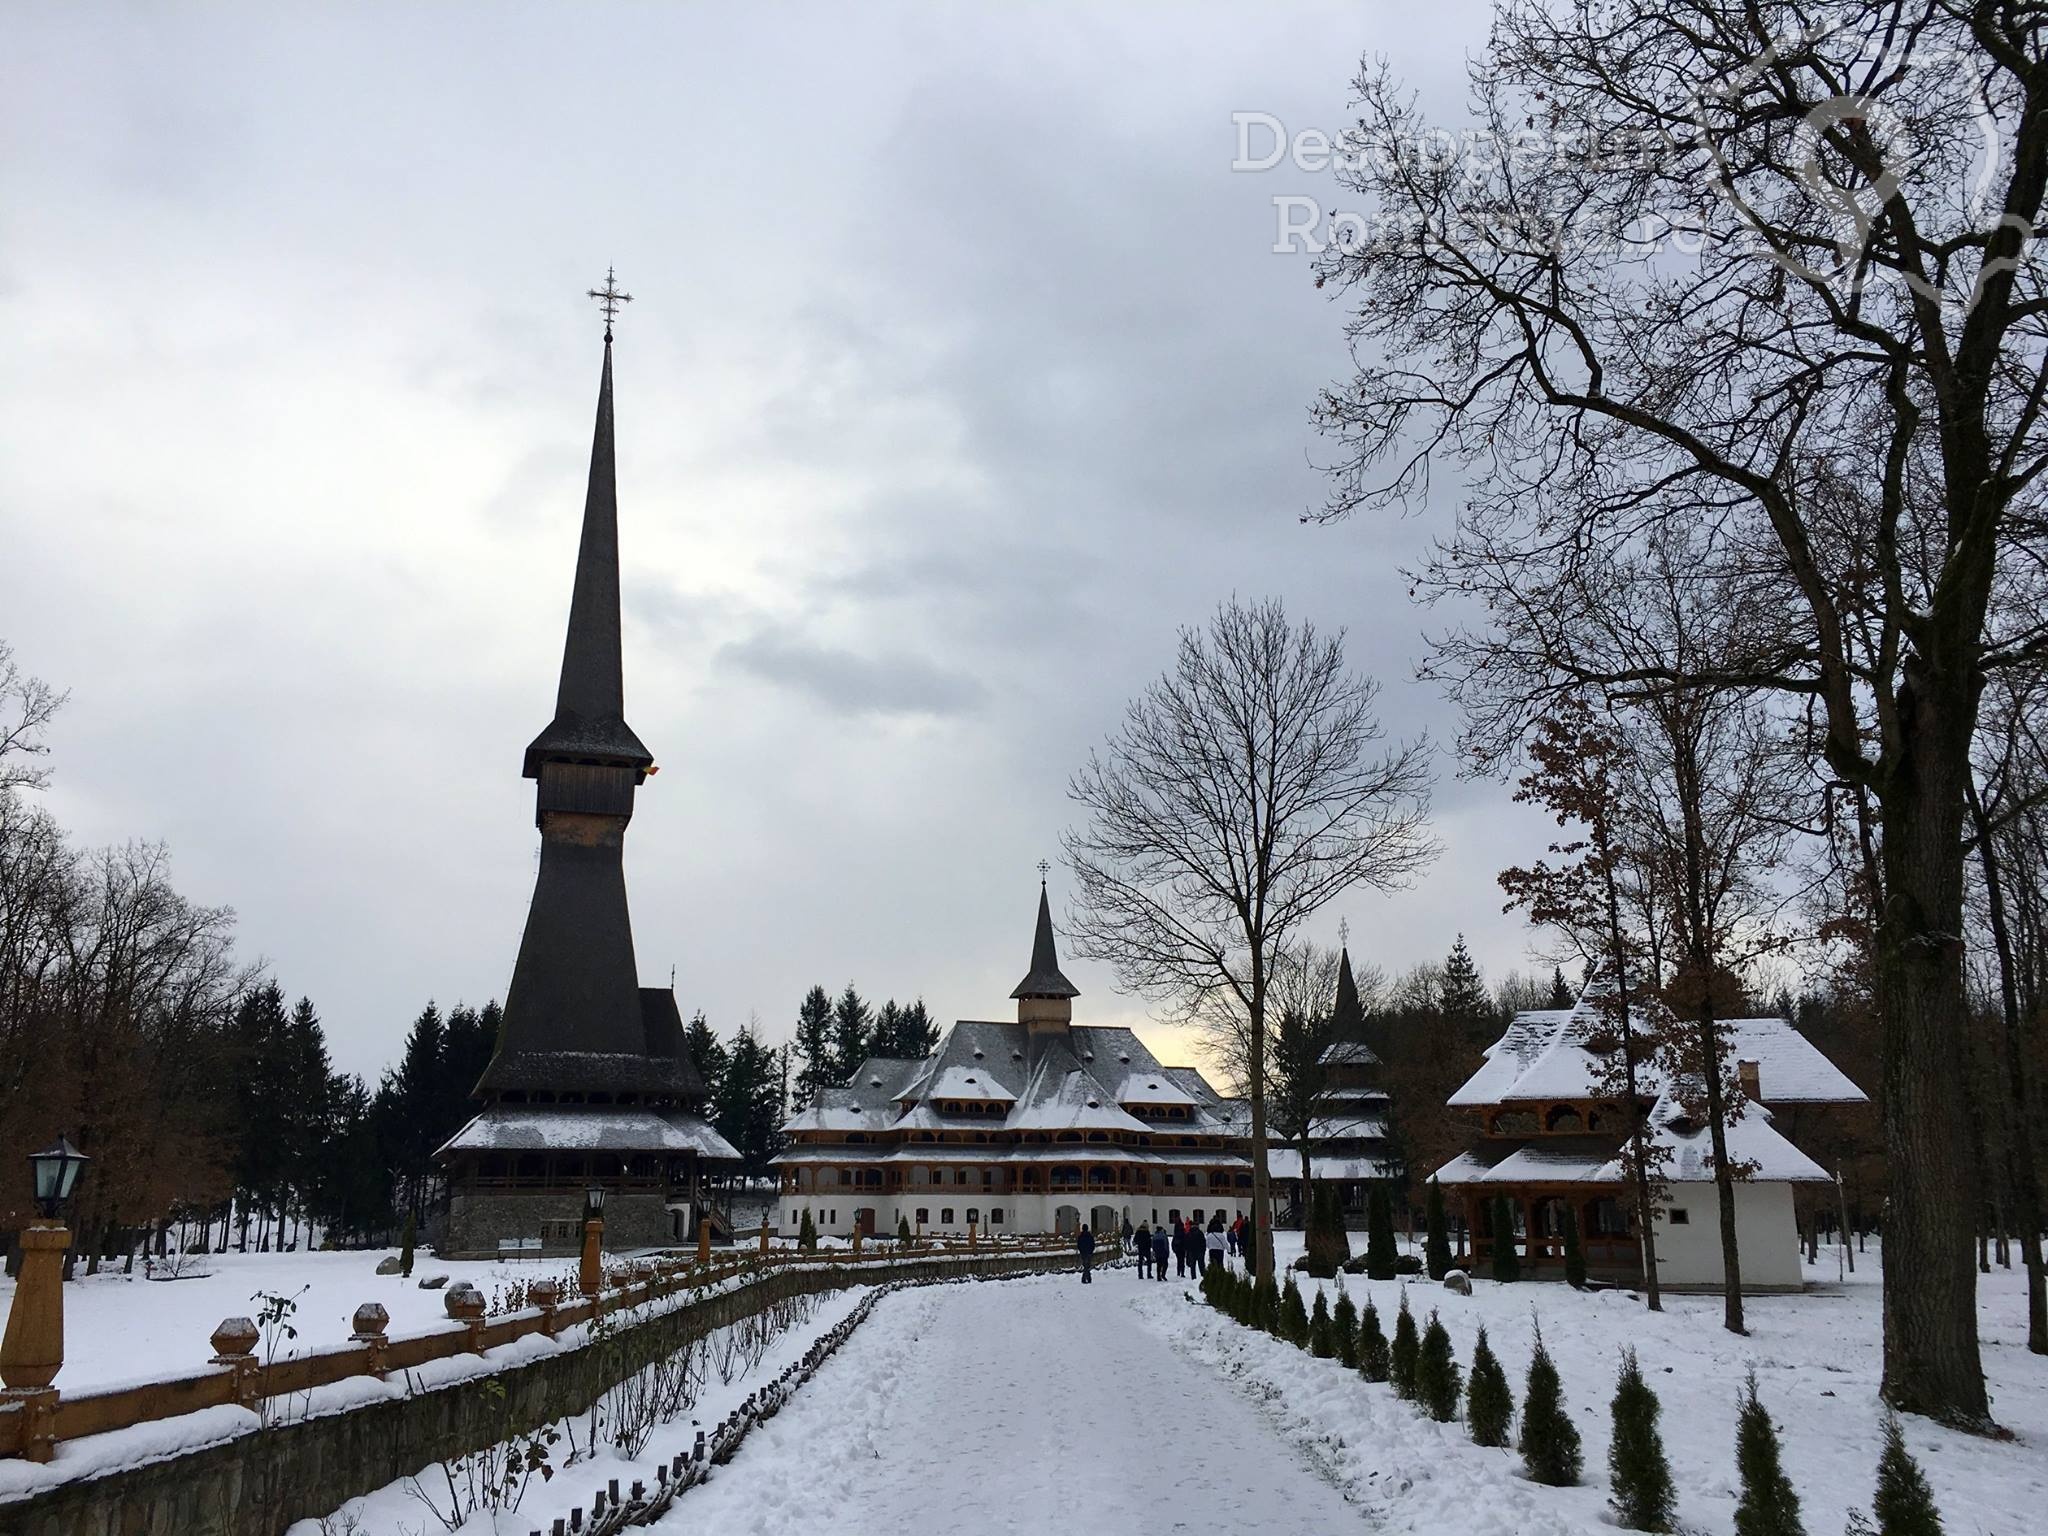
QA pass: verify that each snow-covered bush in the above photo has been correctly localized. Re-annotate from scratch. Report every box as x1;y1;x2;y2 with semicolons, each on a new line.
1309;1290;1336;1358
1331;1281;1359;1368
1358;1296;1391;1382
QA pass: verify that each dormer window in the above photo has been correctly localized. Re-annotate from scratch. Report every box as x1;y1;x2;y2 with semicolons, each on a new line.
973;1049;985;1059
1119;1054;1131;1064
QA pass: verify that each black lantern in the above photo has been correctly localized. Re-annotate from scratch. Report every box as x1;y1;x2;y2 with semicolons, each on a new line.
29;1136;89;1220
584;1184;608;1219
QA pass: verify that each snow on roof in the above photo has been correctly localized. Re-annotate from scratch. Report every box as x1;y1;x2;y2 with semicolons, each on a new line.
437;1106;739;1161
1306;1113;1391;1142
927;1065;1013;1101
1431;1097;1831;1185
1115;1072;1198;1107
1320;1039;1380;1067
1007;1046;1151;1133
1448;995;1865;1109
1263;1150;1401;1182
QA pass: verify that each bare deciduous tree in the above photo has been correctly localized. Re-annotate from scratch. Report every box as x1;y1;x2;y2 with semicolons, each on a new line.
1063;597;1436;1282
1311;2;2048;1426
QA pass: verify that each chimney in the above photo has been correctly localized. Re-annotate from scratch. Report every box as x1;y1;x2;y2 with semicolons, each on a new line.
1737;1058;1762;1101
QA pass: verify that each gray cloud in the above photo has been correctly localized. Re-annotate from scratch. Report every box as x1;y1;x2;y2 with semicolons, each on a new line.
716;629;986;719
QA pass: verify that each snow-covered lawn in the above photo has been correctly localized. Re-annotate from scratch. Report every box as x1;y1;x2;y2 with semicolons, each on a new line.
1128;1232;2044;1536
1;1247;582;1396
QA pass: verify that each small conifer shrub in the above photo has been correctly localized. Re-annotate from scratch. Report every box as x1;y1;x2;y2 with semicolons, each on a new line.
1415;1310;1463;1421
1253;1274;1280;1335
1358;1297;1391;1382
1732;1372;1804;1536
1390;1287;1420;1399
897;1213;912;1242
1280;1273;1311;1347
1865;1413;1945;1536
798;1209;818;1252
1310;1289;1337;1357
1466;1325;1514;1448
1518;1320;1583;1486
1425;1179;1453;1280
1608;1347;1677;1531
1303;1184;1353;1278
1332;1282;1359;1369
398;1211;416;1279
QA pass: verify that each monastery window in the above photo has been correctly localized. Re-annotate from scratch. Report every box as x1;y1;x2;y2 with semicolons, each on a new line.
862;1170;883;1187
846;1132;867;1144
1586;1109;1607;1132
974;1133;989;1144
1589;1198;1628;1236
990;1208;1005;1225
941;1207;955;1224
1052;1167;1082;1188
1491;1110;1540;1136
966;1207;981;1224
515;1155;545;1182
910;1167;928;1186
1087;1131;1107;1143
1544;1105;1584;1133
1056;1131;1082;1143
1667;1207;1691;1225
1234;1173;1251;1189
915;1207;930;1225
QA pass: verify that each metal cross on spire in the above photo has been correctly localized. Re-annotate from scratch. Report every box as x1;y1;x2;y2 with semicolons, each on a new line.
1036;859;1051;884
1338;916;1351;949
587;266;633;339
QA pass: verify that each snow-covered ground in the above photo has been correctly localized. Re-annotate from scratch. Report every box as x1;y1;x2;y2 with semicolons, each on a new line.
1;1247;584;1395
1126;1232;2042;1536
659;1269;1365;1535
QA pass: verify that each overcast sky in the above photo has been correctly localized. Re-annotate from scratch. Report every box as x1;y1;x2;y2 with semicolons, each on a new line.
1;1;1561;1082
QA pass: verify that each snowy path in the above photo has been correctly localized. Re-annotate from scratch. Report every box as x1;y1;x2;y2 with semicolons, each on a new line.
660;1271;1368;1534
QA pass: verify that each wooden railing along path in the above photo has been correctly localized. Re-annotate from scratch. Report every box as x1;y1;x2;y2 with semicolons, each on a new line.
0;1232;1068;1465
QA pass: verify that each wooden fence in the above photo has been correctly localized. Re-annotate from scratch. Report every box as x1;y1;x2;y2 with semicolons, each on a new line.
0;1232;1068;1464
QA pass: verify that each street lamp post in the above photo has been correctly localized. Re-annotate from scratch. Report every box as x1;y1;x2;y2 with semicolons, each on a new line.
2;1136;91;1463
579;1184;608;1298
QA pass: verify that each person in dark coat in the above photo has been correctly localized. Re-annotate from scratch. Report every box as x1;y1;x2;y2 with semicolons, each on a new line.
1077;1223;1095;1283
1134;1220;1152;1278
1151;1222;1170;1281
1169;1219;1186;1277
1121;1215;1134;1253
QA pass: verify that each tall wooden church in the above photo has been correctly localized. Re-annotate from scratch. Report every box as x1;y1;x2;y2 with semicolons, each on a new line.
774;883;1252;1240
437;310;737;1257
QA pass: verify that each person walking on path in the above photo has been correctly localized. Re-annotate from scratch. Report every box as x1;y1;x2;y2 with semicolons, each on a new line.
1077;1223;1095;1284
1151;1222;1170;1281
1121;1215;1134;1254
1206;1214;1226;1271
1134;1220;1153;1279
1171;1219;1189;1277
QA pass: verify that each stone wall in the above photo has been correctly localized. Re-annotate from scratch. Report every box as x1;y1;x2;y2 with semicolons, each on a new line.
0;1251;1073;1536
443;1187;678;1257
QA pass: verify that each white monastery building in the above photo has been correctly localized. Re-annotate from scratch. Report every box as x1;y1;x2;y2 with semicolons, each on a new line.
774;884;1252;1240
1434;978;1868;1289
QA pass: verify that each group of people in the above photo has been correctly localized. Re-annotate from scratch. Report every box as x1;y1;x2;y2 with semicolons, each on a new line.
1072;1213;1256;1283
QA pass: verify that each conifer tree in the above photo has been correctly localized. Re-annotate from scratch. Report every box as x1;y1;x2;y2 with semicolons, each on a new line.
398;1210;416;1278
1518;1321;1584;1486
1425;1179;1452;1280
1358;1296;1391;1381
798;1209;818;1251
1491;1196;1521;1281
1416;1310;1463;1421
683;1009;728;1100
1869;1414;1945;1536
1253;1274;1280;1335
1332;1282;1359;1368
791;985;837;1106
897;1212;912;1243
1441;935;1490;1035
1732;1372;1804;1536
1280;1273;1310;1346
1310;1289;1337;1357
1367;1183;1399;1279
1562;1202;1587;1289
1391;1287;1420;1398
1547;965;1574;1010
1304;1183;1352;1277
1608;1348;1677;1531
830;984;871;1080
1467;1325;1514;1447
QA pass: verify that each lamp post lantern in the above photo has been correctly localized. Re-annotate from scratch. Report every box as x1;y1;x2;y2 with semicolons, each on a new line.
580;1184;608;1298
2;1136;91;1461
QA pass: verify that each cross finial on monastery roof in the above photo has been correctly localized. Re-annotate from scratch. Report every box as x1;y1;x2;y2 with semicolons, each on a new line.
587;265;633;339
1339;916;1350;949
1036;858;1050;885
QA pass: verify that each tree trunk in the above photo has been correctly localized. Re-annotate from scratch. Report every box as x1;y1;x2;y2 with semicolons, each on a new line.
1964;778;2048;1351
1696;994;1745;1333
1876;709;1991;1425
